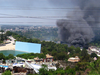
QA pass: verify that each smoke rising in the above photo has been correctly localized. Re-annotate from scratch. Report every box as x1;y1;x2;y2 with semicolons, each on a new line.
55;0;100;47
57;9;94;47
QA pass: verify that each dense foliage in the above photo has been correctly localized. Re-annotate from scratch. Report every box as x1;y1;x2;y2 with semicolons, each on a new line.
5;31;100;75
2;70;11;75
0;53;15;60
5;31;95;61
17;53;45;59
0;30;7;43
12;27;59;42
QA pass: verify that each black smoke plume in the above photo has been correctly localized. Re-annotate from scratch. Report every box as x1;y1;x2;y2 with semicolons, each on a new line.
55;0;100;47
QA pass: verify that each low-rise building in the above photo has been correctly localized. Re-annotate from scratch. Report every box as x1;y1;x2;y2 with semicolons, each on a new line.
34;57;43;62
33;54;53;62
44;54;53;62
68;56;80;62
88;46;100;57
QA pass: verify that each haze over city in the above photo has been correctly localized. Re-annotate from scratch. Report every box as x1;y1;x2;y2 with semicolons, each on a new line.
0;0;71;25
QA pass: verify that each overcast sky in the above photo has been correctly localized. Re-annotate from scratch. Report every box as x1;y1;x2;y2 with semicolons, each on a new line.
0;0;75;26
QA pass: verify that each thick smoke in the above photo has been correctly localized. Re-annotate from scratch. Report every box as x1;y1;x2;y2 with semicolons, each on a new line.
80;0;100;28
55;0;100;47
57;9;94;47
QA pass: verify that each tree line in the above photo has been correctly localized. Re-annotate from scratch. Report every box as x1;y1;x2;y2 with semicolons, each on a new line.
0;30;7;43
5;31;100;75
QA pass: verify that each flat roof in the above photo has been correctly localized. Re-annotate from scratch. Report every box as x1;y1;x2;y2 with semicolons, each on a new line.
15;41;41;53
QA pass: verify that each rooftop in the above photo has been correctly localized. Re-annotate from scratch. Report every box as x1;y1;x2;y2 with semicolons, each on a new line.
15;41;41;53
46;54;53;58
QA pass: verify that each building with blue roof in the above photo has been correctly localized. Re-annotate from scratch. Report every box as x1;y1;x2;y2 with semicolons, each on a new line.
15;41;41;53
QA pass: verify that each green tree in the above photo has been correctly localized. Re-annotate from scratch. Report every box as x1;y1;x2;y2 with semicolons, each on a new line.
65;67;75;75
0;53;5;60
94;58;100;70
57;52;67;60
39;64;49;75
32;38;40;43
1;34;4;41
76;62;89;71
81;49;88;56
88;71;99;75
6;31;12;36
6;54;15;59
2;70;11;75
90;53;98;58
68;46;75;55
89;62;95;70
75;47;81;53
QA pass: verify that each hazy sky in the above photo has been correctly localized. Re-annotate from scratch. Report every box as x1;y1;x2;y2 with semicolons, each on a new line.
0;0;75;26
